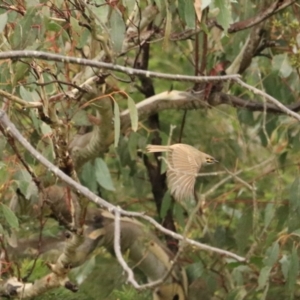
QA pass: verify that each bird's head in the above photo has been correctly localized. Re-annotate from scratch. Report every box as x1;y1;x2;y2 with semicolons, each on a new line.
204;155;218;165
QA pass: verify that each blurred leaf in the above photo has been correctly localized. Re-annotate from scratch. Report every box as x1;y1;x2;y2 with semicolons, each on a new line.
214;0;231;33
1;203;19;229
19;86;34;102
186;262;204;281
184;0;195;29
10;7;39;49
226;287;247;300
263;241;279;267
73;256;96;285
109;8;126;53
288;177;300;232
128;132;138;160
78;28;91;49
72;110;91;126
235;209;253;254
160;191;171;219
264;203;275;229
80;162;98;193
122;0;135;12
114;101;120;147
286;244;299;295
173;202;186;228
0;13;7;34
280;254;289;281
127;96;138;132
95;158;115;191
272;54;293;78
257;266;271;291
237;109;255;126
164;3;172;48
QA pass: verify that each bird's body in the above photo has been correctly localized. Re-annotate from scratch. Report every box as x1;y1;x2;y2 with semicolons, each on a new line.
146;143;217;201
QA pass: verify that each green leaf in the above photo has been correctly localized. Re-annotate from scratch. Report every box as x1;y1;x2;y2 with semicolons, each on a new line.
95;158;115;191
109;8;126;53
114;101;120;147
288;177;300;232
19;86;33;102
264;203;275;229
0;13;8;34
272;54;293;78
263;241;279;267
10;7;38;49
184;0;195;29
72;110;91;126
257;266;271;291
1;203;19;229
186;262;204;280
128;132;138;160
286;244;299;294
234;209;253;254
160;191;172;219
214;0;231;33
80;162;98;193
280;254;289;281
127;96;138;132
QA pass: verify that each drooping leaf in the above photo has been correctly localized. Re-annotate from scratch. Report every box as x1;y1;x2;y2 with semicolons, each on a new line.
264;203;275;229
286;244;299;294
214;0;231;34
80;162;98;193
160;191;172;219
184;0;195;29
127;96;138;132
263;241;279;267
94;158;115;191
235;209;253;254
1;203;19;229
272;54;293;78
257;266;271;291
109;8;126;53
0;13;8;34
288;177;300;232
114;101;120;147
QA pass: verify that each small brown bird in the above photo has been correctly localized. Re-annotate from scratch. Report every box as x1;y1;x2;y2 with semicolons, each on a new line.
146;143;217;201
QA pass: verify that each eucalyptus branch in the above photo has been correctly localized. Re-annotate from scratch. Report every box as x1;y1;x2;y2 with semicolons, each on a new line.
228;0;296;33
234;78;300;122
0;51;240;83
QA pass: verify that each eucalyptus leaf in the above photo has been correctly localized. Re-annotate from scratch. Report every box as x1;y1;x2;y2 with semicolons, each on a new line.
214;0;231;33
1;203;19;229
114;101;120;147
95;158;115;191
127;96;138;132
109;8;126;53
257;266;271;291
0;13;7;34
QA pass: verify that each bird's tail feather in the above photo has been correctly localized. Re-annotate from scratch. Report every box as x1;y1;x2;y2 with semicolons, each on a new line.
146;145;171;153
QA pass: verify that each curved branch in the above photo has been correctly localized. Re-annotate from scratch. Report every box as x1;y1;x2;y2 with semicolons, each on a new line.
228;0;296;33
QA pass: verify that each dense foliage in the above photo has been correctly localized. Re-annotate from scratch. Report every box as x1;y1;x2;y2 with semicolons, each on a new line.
0;0;300;299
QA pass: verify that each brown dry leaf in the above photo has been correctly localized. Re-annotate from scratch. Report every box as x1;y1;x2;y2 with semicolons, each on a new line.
194;0;202;23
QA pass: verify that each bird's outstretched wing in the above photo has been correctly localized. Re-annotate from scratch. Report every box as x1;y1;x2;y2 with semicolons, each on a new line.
167;145;200;201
